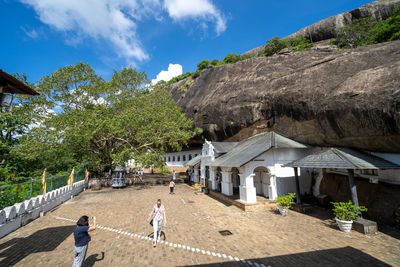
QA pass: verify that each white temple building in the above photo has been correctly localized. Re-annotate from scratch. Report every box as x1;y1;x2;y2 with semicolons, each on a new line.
186;132;318;204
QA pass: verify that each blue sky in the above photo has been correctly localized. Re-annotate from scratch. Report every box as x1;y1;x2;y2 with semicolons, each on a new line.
0;0;373;85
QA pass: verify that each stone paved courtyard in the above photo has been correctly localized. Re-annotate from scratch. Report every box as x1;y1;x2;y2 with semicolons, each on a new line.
1;184;400;266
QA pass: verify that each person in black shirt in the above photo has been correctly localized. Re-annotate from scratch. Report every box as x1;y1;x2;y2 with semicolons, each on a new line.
73;215;96;267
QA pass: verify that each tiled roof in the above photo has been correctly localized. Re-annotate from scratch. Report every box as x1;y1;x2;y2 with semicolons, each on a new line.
284;148;400;169
209;132;307;168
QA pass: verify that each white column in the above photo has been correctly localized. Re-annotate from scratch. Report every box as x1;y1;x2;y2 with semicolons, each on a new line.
239;172;257;204
221;168;233;196
312;169;323;196
209;167;217;190
194;168;200;183
268;175;278;200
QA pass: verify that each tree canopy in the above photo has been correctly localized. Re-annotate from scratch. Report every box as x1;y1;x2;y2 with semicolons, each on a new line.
1;63;197;180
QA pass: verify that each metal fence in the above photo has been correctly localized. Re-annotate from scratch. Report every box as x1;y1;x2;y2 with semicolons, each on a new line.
0;169;85;210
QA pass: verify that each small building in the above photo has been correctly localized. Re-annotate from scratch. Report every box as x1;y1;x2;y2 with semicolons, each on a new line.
163;149;201;173
187;132;317;204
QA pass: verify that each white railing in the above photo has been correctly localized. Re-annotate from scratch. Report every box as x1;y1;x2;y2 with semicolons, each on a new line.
0;180;86;238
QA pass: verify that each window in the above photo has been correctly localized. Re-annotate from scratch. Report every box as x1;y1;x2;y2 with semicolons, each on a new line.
173;156;175;161
177;155;180;161
189;155;192;160
183;155;186;161
168;156;170;162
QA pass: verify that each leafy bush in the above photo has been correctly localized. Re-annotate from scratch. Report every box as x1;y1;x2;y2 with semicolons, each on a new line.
263;36;288;56
210;59;219;66
197;60;211;70
275;193;296;209
167;72;192;85
287;37;314;51
331;200;367;221
191;69;202;79
223;53;242;64
332;17;378;48
332;7;400;48
156;166;170;175
262;36;313;56
373;7;400;43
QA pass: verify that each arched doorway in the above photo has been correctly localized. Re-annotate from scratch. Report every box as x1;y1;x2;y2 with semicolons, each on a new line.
253;166;270;198
231;168;240;195
205;166;210;187
216;167;222;192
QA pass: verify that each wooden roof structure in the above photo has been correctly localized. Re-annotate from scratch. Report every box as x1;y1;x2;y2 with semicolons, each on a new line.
0;69;39;96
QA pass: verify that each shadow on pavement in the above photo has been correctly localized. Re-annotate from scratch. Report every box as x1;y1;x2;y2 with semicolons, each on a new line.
182;246;391;267
83;251;105;267
0;225;75;266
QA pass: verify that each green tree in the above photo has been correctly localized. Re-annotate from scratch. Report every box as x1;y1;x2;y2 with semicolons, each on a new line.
15;63;197;173
333;17;377;48
197;60;211;70
263;36;287;56
222;54;241;64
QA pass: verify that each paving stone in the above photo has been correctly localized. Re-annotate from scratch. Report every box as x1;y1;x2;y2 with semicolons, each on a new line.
0;184;399;266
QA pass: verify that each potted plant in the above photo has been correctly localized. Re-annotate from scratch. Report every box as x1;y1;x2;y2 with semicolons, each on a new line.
275;193;296;216
331;200;367;232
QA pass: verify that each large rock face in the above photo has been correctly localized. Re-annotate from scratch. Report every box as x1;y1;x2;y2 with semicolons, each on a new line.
168;41;400;152
244;0;400;56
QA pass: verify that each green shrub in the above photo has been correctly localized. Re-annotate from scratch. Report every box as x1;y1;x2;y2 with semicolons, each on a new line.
331;200;367;221
332;8;400;48
197;60;211;70
191;69;202;79
240;53;255;60
275;193;296;209
263;36;288;56
287;37;313;51
333;17;377;48
167;72;192;85
223;53;241;64
156;166;170;175
210;59;219;66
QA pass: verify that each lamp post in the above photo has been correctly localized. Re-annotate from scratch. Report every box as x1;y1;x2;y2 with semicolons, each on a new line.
112;165;126;188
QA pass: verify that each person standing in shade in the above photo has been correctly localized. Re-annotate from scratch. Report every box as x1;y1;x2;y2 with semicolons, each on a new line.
148;199;167;247
169;179;175;194
73;215;96;267
172;170;176;181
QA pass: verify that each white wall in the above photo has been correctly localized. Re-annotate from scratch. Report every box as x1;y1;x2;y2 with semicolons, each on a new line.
244;147;316;197
164;150;201;167
0;180;86;239
371;152;400;185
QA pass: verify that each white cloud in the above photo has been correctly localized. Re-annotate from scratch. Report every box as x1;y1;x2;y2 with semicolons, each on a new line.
20;0;226;63
22;28;39;39
20;0;155;62
152;63;183;84
163;0;226;35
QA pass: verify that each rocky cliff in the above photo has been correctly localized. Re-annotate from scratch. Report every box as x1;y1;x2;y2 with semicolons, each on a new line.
244;0;400;56
168;40;400;152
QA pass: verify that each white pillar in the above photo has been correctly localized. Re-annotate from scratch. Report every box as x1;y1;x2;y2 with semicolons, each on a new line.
268;175;278;200
221;168;233;196
209;167;217;190
194;168;200;183
239;172;257;203
312;169;323;197
200;166;205;186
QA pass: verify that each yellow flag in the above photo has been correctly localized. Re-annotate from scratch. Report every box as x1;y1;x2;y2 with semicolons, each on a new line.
67;168;74;186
